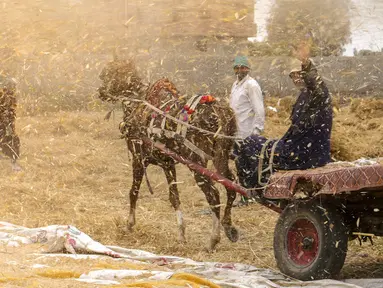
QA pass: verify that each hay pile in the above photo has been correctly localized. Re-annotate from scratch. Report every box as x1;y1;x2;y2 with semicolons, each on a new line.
331;98;383;161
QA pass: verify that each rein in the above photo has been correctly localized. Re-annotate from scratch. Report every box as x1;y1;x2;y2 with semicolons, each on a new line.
128;98;240;140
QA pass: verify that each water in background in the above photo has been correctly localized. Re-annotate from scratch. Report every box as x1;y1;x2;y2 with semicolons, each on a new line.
250;0;383;56
343;0;383;55
249;0;274;42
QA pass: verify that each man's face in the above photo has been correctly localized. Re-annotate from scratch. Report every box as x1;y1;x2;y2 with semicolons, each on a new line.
234;65;249;80
289;71;305;88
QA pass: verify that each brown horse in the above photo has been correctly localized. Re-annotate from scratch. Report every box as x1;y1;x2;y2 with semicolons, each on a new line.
98;59;238;251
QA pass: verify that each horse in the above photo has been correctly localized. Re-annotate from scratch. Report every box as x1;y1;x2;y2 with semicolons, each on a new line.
98;59;238;251
0;75;21;171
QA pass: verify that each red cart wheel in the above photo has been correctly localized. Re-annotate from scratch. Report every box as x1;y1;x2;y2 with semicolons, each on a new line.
274;201;348;280
287;219;319;267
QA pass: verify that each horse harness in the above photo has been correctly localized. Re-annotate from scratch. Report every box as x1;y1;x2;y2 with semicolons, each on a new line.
147;94;215;162
121;91;279;187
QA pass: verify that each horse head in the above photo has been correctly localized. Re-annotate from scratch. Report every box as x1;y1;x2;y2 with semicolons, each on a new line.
146;78;180;107
98;59;147;103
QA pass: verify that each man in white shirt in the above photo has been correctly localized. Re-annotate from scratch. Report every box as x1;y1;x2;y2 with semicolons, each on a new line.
230;55;265;139
230;56;265;205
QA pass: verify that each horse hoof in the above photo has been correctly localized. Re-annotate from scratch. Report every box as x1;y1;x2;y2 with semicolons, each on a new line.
224;226;239;242
119;226;129;235
178;232;186;243
204;246;214;253
204;237;220;253
12;163;23;172
126;224;134;232
177;237;187;244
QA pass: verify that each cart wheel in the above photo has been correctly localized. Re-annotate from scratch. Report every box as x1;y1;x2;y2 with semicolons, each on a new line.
273;201;348;280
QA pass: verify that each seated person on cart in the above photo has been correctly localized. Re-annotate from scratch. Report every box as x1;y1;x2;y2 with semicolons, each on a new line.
234;56;332;191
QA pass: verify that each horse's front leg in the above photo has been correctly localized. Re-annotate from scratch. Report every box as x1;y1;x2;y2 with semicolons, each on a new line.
221;186;238;242
213;145;239;243
191;167;221;252
127;143;146;231
162;163;186;243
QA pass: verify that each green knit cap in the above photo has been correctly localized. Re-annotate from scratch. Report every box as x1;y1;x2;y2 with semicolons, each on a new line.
233;56;250;68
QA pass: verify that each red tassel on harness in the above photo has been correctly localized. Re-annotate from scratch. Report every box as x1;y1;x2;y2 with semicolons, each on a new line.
200;95;216;104
182;95;215;117
183;104;195;115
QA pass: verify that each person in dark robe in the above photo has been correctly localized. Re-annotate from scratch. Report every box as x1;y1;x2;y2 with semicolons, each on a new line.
0;75;21;171
234;58;332;190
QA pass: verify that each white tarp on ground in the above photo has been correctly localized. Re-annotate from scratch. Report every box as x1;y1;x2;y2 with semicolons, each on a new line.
0;221;375;288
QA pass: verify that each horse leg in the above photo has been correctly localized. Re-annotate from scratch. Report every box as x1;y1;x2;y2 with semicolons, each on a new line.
220;172;238;242
192;170;221;252
213;141;239;242
216;162;239;242
221;187;239;242
127;156;145;231
163;164;186;243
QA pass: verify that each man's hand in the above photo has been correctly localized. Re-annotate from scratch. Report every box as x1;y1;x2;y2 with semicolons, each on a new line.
292;40;311;67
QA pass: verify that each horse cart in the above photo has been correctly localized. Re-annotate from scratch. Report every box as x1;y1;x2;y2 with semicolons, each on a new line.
144;137;383;281
97;59;383;281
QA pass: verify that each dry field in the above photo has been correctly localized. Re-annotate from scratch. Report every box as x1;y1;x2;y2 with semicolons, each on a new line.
0;96;382;287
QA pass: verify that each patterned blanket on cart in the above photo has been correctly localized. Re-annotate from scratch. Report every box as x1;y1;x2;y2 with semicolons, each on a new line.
265;158;383;199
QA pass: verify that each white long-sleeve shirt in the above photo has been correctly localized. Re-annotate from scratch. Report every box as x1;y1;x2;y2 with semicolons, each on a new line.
230;75;265;139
